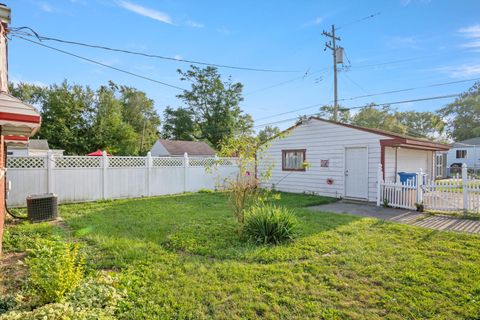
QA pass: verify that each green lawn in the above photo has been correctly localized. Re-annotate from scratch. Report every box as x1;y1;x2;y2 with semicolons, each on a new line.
3;192;480;319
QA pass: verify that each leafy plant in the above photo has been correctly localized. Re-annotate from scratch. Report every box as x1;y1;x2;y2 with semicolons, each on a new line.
415;202;425;212
383;198;389;208
25;239;85;304
243;204;298;245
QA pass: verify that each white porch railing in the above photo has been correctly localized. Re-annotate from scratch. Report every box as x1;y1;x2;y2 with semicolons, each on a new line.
377;163;480;213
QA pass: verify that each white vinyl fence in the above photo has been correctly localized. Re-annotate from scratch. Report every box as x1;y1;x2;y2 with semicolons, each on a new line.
6;152;240;207
377;163;480;213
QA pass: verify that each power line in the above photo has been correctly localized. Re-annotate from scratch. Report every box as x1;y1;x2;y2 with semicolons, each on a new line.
338;77;480;102
11;27;300;73
253;93;460;128
336;12;381;30
13;35;187;91
253;77;479;121
244;68;329;96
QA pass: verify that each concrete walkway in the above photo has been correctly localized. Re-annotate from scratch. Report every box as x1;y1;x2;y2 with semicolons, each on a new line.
309;201;480;234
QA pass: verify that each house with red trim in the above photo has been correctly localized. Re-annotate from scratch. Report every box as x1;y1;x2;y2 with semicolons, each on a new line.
257;117;449;202
0;4;41;255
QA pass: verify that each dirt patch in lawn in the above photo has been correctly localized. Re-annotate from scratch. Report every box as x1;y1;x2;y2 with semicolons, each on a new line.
0;252;28;294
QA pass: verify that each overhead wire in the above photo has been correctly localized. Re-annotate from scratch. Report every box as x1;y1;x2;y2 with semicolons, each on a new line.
253;93;460;128
10;26;300;73
13;35;187;91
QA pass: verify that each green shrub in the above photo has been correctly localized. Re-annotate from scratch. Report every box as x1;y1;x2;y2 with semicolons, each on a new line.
25;240;85;304
243;204;298;245
0;274;125;320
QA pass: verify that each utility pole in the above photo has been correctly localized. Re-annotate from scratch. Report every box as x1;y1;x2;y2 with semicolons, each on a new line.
322;24;342;121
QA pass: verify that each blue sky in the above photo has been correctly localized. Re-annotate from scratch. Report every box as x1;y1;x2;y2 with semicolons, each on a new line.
7;0;480;130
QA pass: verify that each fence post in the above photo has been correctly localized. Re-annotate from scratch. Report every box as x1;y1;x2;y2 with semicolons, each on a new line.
462;163;468;213
146;152;152;197
102;151;108;200
46;150;54;193
376;163;382;206
416;168;423;206
184;152;189;192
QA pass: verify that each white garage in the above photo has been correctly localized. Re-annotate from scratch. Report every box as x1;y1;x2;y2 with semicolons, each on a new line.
257;117;449;202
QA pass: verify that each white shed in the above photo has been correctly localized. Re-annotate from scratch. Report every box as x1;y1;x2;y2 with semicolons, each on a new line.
257;117;449;202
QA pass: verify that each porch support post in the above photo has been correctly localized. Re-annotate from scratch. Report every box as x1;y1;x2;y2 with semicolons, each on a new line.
462;163;468;213
376;163;382;206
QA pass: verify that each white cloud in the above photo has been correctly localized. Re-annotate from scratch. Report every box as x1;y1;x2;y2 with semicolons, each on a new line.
173;55;182;60
186;20;204;28
436;64;480;78
387;36;419;49
37;2;54;12
303;16;324;27
117;1;172;24
216;27;231;35
400;0;431;6
459;24;480;49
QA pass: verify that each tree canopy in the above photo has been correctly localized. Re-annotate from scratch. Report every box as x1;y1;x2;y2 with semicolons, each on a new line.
438;81;480;141
168;66;253;148
9;81;160;155
315;104;445;139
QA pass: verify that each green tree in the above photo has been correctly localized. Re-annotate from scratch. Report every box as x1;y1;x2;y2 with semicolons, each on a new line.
351;104;408;135
395;111;444;138
9;80;161;155
438;82;480;141
177;66;253;148
257;126;280;143
118;84;161;155
93;86;138;155
162;106;196;140
318;105;351;123
25;81;96;155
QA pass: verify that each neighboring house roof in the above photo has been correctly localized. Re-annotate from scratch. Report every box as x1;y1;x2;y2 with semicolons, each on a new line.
156;139;215;156
264;116;450;151
28;139;49;150
452;137;480;147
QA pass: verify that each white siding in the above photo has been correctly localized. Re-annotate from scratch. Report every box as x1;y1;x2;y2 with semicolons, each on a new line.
384;147;434;181
384;147;396;181
258;119;438;201
447;146;480;168
258;120;385;201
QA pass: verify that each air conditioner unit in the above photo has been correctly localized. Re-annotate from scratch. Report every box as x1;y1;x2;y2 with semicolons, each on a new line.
26;193;58;222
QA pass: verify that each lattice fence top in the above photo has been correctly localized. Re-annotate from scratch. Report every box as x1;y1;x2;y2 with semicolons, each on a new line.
55;156;101;168
108;157;147;168
152;157;184;167
7;156;239;169
7;156;46;169
189;157;216;167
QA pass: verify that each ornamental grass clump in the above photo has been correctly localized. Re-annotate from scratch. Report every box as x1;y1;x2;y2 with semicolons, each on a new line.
243;204;298;245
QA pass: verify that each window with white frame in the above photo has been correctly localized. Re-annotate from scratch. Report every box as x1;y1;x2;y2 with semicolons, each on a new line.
282;149;306;171
456;150;467;159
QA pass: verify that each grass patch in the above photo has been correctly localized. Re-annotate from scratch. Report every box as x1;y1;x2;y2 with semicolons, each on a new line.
2;192;480;319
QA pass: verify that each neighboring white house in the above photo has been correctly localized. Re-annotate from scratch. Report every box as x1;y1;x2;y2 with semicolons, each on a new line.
257;117;449;202
447;137;480;169
150;139;215;157
7;139;63;156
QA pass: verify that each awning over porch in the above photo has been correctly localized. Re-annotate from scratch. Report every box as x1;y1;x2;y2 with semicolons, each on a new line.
0;92;41;144
380;137;450;152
